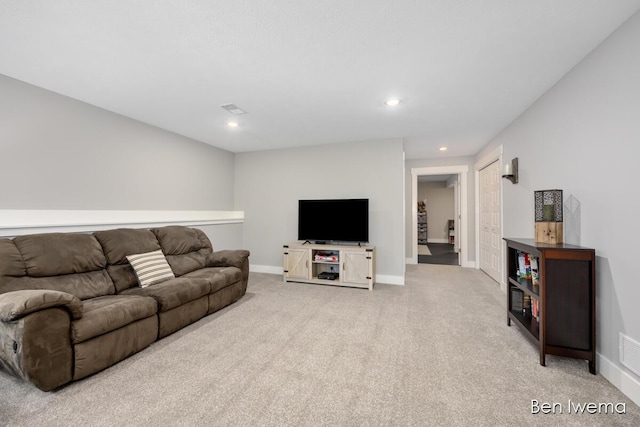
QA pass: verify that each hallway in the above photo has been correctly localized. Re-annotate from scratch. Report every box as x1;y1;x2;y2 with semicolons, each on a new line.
417;243;459;265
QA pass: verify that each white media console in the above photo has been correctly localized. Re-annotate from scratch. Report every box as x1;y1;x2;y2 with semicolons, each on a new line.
283;242;376;291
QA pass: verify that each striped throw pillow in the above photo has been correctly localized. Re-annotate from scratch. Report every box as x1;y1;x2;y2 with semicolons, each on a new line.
126;250;175;288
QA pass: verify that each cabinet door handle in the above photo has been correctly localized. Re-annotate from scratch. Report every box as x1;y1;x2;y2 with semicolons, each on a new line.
306;260;309;268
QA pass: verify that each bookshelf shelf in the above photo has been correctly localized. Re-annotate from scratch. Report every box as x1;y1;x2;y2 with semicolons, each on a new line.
508;310;539;341
504;238;596;374
508;276;540;299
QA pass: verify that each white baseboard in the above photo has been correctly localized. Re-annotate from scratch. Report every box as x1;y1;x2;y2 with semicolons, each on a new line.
376;275;405;286
250;265;283;275
461;260;475;268
598;352;640;407
427;238;449;244
406;257;416;265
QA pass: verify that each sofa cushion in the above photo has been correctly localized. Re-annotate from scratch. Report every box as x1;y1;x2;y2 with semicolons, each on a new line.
0;239;26;292
119;277;210;312
182;267;242;293
210;249;251;270
151;226;213;276
13;233;106;277
103;264;140;294
94;228;162;292
6;234;115;299
0;289;84;322
94;228;161;265
152;226;205;255
71;295;157;344
2;270;115;301
126;250;175;288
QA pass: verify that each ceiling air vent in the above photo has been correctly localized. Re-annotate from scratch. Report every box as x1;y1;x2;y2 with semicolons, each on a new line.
220;104;247;115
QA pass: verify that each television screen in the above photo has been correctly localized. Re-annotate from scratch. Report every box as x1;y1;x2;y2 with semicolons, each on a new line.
298;199;369;243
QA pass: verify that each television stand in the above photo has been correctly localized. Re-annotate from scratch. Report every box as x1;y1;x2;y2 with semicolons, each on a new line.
283;241;376;290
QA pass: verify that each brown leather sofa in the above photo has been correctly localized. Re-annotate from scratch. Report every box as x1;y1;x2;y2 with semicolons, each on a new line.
0;225;249;391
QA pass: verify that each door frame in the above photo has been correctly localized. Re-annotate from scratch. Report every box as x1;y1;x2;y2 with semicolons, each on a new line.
474;145;506;291
410;165;469;267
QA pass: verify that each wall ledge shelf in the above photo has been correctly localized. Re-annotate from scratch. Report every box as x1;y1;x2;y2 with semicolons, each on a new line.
0;209;244;237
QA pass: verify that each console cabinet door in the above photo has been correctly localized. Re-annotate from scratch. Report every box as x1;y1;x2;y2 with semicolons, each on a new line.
284;248;310;280
341;251;371;285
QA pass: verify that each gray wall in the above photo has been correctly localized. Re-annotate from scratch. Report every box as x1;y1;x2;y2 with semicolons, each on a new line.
198;224;243;251
478;11;640;392
418;181;454;243
234;139;406;283
0;74;241;248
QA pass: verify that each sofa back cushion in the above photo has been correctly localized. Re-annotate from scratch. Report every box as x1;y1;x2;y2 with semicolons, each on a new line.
0;239;27;293
5;270;116;301
14;233;106;277
94;228;162;292
8;233;114;300
151;226;213;276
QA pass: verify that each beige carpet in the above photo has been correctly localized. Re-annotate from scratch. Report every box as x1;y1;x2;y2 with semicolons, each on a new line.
1;265;639;426
418;244;432;255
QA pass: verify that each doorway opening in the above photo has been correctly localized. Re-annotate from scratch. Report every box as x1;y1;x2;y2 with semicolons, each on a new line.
417;176;459;266
410;165;469;267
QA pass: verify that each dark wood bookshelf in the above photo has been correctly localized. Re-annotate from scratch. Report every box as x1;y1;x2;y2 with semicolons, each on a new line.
508;309;540;341
504;238;596;374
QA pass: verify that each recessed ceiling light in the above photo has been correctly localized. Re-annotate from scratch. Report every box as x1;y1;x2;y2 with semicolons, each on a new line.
227;121;239;128
439;147;447;151
385;98;400;106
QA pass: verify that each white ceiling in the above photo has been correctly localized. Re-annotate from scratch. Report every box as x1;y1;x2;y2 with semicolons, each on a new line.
1;1;639;159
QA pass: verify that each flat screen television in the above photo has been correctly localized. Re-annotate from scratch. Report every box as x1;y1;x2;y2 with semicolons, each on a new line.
298;199;369;244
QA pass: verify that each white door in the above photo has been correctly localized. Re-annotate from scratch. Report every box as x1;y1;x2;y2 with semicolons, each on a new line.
479;160;502;283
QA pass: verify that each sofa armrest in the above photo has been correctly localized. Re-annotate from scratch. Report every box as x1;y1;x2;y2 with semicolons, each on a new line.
209;250;250;269
0;290;83;322
0;292;77;391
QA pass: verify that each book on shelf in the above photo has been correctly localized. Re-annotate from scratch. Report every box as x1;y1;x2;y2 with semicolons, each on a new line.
523;294;532;318
511;288;524;312
531;299;539;321
517;251;526;278
517;251;537;282
530;256;540;285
